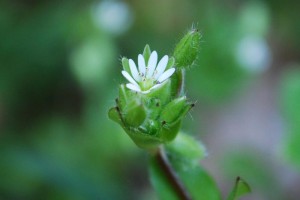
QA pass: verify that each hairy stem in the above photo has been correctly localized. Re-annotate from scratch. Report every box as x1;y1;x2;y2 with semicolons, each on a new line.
154;146;192;200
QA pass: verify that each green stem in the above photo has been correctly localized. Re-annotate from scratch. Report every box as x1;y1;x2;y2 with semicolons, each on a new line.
155;146;192;200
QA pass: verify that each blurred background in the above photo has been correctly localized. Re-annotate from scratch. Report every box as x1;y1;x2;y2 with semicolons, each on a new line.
0;0;299;199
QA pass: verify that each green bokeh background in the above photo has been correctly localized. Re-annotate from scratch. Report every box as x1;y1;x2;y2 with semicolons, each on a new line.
0;0;299;199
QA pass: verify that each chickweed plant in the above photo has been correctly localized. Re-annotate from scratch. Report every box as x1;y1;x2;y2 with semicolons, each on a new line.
109;28;250;200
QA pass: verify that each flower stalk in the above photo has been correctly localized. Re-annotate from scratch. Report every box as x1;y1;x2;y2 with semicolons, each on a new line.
154;146;192;200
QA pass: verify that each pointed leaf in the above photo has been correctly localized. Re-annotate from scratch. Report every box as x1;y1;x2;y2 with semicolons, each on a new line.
227;177;251;200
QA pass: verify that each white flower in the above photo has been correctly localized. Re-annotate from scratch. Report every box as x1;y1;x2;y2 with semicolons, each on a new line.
122;51;175;94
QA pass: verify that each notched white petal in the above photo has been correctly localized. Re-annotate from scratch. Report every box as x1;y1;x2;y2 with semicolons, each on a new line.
122;70;138;86
147;51;158;78
138;54;146;76
154;55;168;79
126;83;141;92
157;68;175;83
129;59;140;81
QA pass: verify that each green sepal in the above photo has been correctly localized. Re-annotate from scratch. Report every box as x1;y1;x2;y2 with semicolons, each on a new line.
108;107;123;126
144;98;161;119
160;96;190;124
139;119;159;136
160;120;181;142
173;29;201;69
126;129;163;151
118;84;130;110
123;100;146;127
227;177;251;200
121;57;130;74
166;57;175;70
143;44;151;65
145;80;172;107
170;69;184;98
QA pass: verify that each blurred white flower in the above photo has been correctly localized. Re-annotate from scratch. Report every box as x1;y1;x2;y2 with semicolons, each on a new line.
122;51;175;94
236;36;271;73
92;1;133;35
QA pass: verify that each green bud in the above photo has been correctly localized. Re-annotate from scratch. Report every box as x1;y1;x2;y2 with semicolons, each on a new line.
160;96;190;124
160;121;182;142
173;29;201;69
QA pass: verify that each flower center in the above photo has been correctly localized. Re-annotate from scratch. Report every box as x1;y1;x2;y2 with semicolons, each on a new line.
139;78;156;91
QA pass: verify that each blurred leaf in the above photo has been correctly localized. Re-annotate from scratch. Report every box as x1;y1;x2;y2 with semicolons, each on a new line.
280;68;300;169
227;177;251;200
239;2;270;37
149;133;220;200
222;150;283;199
165;133;206;168
280;68;300;124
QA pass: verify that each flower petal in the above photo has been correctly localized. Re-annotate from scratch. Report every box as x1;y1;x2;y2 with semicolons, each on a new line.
149;84;161;91
157;68;175;83
122;70;138;86
154;55;168;80
126;83;141;92
146;51;158;78
141;90;151;94
138;54;146;76
129;59;140;81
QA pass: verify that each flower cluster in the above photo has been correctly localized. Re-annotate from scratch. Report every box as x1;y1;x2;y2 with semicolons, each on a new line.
109;38;200;150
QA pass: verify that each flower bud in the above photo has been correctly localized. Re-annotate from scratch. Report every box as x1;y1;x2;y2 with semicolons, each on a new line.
173;28;201;69
160;96;190;124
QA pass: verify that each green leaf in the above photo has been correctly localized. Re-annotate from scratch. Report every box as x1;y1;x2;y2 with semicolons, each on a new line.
227;177;251;200
149;133;221;200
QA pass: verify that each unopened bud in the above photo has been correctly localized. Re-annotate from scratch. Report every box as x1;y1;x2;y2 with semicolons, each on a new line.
173;29;201;69
160;96;190;124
